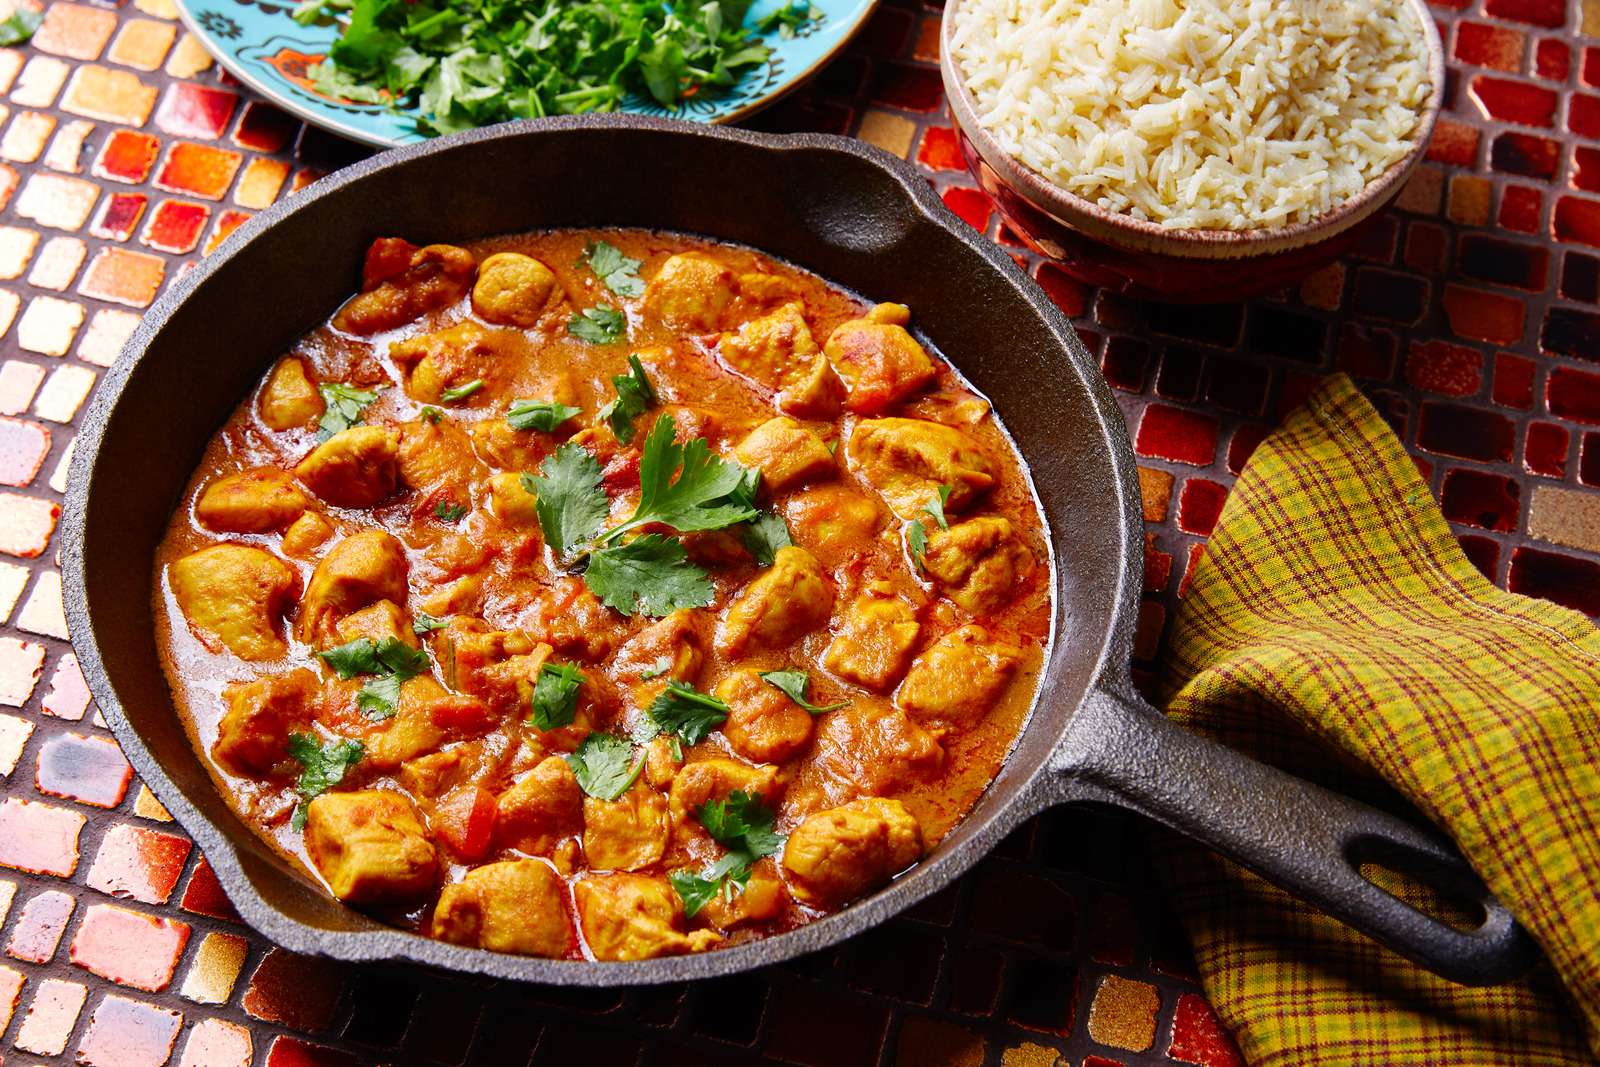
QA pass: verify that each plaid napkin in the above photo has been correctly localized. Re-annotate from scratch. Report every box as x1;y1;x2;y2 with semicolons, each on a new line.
1153;374;1600;1065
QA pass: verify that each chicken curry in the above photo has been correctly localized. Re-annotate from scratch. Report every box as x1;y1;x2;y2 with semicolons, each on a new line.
154;230;1050;961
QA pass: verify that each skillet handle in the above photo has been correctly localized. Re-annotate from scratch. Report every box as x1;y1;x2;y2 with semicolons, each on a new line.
1056;685;1539;986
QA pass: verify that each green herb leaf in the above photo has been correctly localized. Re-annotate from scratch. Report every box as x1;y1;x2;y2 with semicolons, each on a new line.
758;669;848;715
529;662;585;731
434;500;466;522
318;636;429;682
440;378;484;402
525;443;609;561
923;484;952;530
565;732;644;801
357;674;403;720
669;850;754;917
696;790;784;859
287;733;364;830
741;511;792;566
412;612;450;635
906;520;927;570
597;354;656;444
419;405;443;424
374;638;429;679
0;8;42;45
507;398;582;432
316;382;379;439
601;414;759;543
583;240;645;299
584;535;714;618
643;679;729;745
569;305;626;345
639;655;674;681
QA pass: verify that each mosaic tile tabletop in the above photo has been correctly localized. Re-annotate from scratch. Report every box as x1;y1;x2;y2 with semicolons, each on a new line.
0;0;1593;1061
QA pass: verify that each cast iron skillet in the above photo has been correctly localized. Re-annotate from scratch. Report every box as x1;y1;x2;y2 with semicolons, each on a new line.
62;115;1537;986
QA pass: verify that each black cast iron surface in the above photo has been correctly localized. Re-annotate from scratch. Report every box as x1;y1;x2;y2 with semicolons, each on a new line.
62;115;1536;987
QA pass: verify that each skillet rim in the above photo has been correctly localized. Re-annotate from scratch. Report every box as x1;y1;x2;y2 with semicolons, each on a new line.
61;113;1145;984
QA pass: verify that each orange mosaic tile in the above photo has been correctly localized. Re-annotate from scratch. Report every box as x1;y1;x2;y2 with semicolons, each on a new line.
0;225;38;279
77;994;184;1067
1087;975;1161;1053
107;17;177;71
202;207;249;254
180;931;250;1004
14;976;87;1055
85;823;190;901
78;245;165;306
164;30;211;78
233;155;288;209
31;2;118;61
61;63;158;125
94;127;159;183
141;197;208;253
13;171;97;229
0;796;82;875
156;140;241;200
90;190;147;240
70;903;190;991
178;1018;254;1067
75;306;138;366
0;49;22;94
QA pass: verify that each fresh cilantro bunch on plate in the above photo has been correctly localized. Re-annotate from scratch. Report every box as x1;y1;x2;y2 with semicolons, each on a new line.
294;0;819;135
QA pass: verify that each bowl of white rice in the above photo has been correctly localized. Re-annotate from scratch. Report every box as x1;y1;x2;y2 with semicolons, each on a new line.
941;0;1443;300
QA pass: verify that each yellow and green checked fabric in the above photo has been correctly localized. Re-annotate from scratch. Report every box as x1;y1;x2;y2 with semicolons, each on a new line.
1154;373;1600;1065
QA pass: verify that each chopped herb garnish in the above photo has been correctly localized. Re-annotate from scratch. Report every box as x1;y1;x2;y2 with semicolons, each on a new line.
0;7;42;44
507;398;582;432
524;443;609;561
697;790;785;860
599;414;759;543
639;679;729;745
639;655;674;681
356;674;404;720
584;534;715;618
434;500;467;522
758;670;848;715
412;612;450;635
669;850;753;918
565;732;645;801
419;405;444;424
923;484;952;530
316;636;429;719
316;382;379;439
906;520;928;570
596;354;656;443
583;240;645;299
287;733;364;830
568;305;626;345
440;378;484;402
741;510;792;566
529;662;585;730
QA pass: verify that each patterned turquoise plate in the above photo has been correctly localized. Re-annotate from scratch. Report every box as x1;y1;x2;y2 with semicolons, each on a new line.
173;0;879;147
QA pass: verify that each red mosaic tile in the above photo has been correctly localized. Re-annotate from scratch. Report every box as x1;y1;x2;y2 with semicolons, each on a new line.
231;100;298;153
1509;546;1600;615
1403;222;1446;271
1458;235;1549;291
1499;185;1541;233
243;950;347;1032
1576;147;1600;194
78;994;184;1067
7;890;75;963
0;416;49;487
1144;537;1172;593
0;797;84;875
1167;993;1245;1067
93;128;159;184
941;186;991;232
1176;479;1228;536
1585;46;1600;88
179;856;240;922
1453;22;1523;71
1441;284;1526;344
0;964;21;1031
1417;402;1516;461
155;141;242;201
1351;267;1428;323
1556;195;1600;249
1493;353;1536;408
35;731;132;808
265;1036;365;1067
1458;534;1502;581
90;191;148;241
1536;38;1570;81
155;82;239;139
40;653;89;721
916;126;962;171
1337;324;1397;379
1582;432;1600;485
1034;262;1087;317
1134;405;1218;467
141;198;209;253
1565;252;1600;301
1571;94;1600;139
1426;118;1480;168
1470;76;1557;127
70;904;190;992
1484;0;1565;27
203;208;251;254
1527;421;1571;476
1405;341;1483;397
1101;337;1149;392
1441;468;1521;531
1490;131;1561;179
867;62;942;111
1549;366;1600;424
1156;347;1204;401
86;824;192;904
1226;424;1272;475
1203;356;1269;415
1542;305;1600;360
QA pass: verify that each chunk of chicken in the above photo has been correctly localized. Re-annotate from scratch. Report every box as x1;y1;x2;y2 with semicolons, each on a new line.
668;757;781;829
294;426;399;509
304;790;439;903
845;418;996;520
784;485;885;565
432;859;572;956
332;243;475;335
390;321;503;405
822;585;921;692
418;573;482;619
170;544;297;660
643;252;733;331
333;599;417;650
717;546;833;657
718;302;844;419
281;512;334;558
699;867;785;931
297;530;408;644
782;798;923;909
525;578;625;663
574;873;722;960
735;272;800;305
732;417;835;497
611;610;703;710
805;704;943;802
258;357;324;430
213;668;317;774
584;785;670;872
824;304;937;414
365;675;492;770
714;669;814;764
923;517;1034;615
444;620;555;721
897;625;1021;726
472;252;561;327
469;386;576;469
488;472;538;526
396;417;486;501
496;756;584;856
195;468;309;533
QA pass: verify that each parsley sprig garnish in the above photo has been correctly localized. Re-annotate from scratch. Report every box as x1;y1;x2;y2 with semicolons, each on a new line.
565;732;645;801
599;414;759;543
0;8;41;44
529;662;585;730
507;398;582;432
316;382;379;439
523;443;609;561
317;636;430;719
583;240;645;299
569;305;626;345
287;733;364;830
634;680;730;745
596;354;657;443
669;790;786;917
758;670;848;715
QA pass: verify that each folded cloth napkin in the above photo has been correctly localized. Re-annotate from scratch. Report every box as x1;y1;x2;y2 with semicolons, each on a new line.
1153;373;1600;1066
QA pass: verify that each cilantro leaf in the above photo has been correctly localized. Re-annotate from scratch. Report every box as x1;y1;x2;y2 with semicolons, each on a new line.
374;638;429;678
0;8;42;45
596;354;656;443
565;732;644;801
507;398;582;432
741;511;792;566
569;305;626;345
434;500;466;522
287;733;364;830
696;790;784;859
311;59;389;104
923;484;952;530
317;637;383;679
584;535;714;617
412;612;450;635
357;674;403;719
529;662;584;730
440;378;484;402
316;382;379;439
318;636;428;694
583;241;645;299
525;443;608;561
642;680;729;745
601;414;759;543
906;520;927;569
668;870;722;918
758;670;848;715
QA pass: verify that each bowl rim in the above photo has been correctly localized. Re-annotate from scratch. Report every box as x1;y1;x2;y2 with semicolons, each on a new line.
938;0;1447;260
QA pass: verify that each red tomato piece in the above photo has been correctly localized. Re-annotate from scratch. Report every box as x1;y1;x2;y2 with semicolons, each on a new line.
432;785;495;860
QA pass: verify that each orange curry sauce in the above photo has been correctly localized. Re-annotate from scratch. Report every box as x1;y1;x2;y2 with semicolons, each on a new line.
152;229;1051;961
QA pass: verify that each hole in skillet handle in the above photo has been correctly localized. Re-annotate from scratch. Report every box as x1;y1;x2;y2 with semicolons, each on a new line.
1349;836;1491;935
